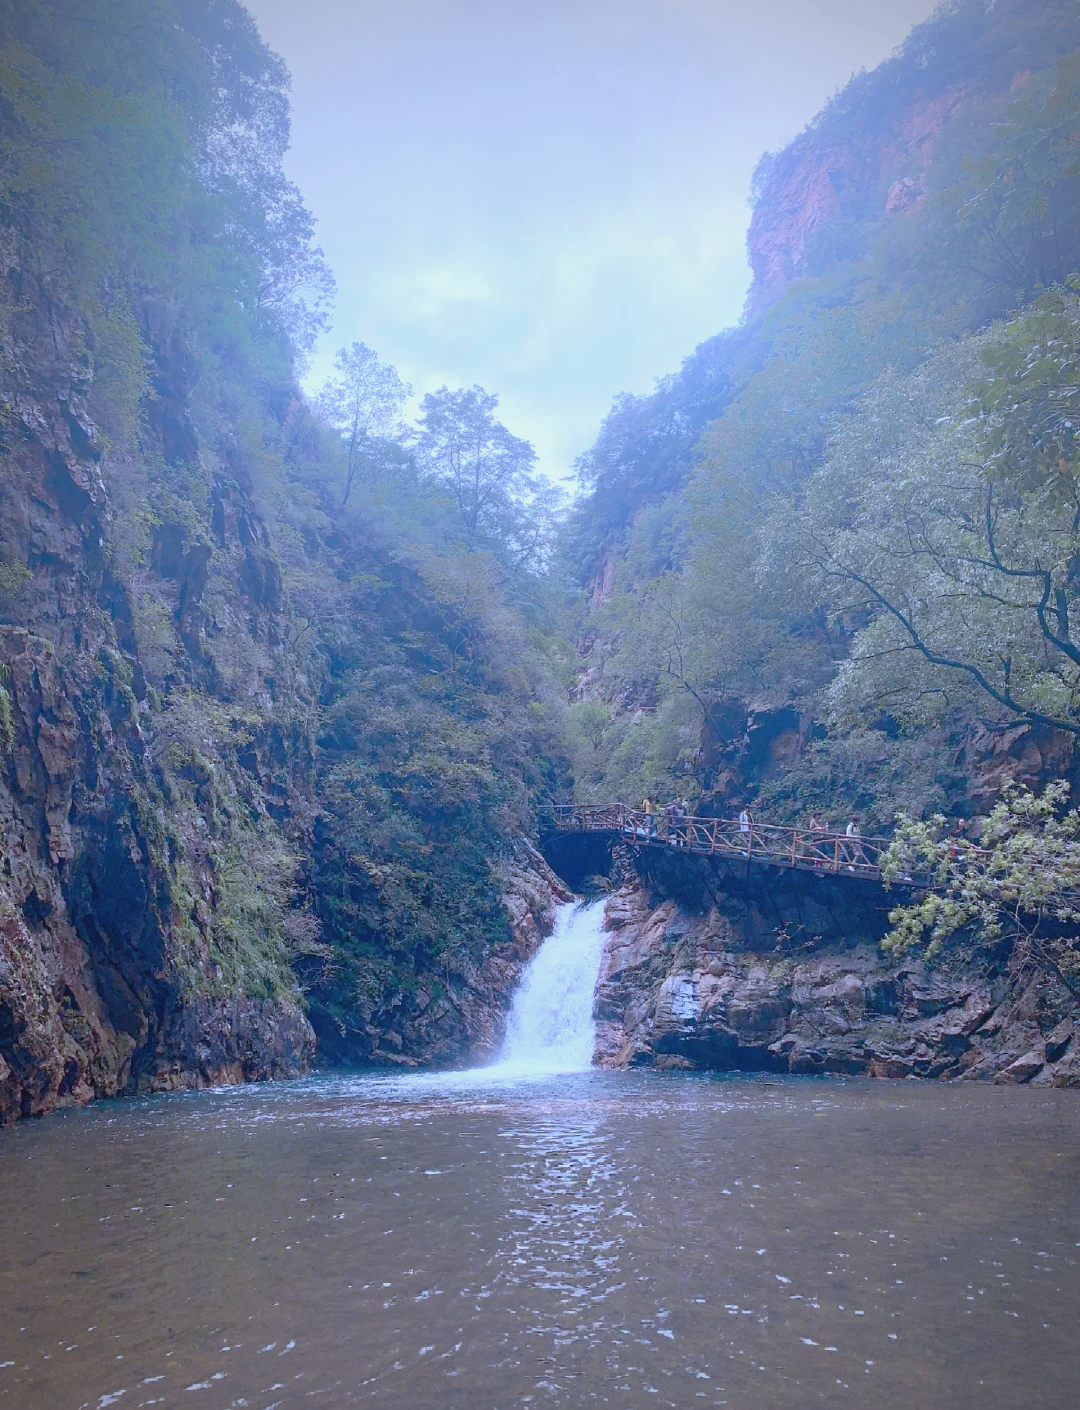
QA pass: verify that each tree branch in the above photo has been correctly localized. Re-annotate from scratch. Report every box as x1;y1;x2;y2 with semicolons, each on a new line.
834;562;1080;736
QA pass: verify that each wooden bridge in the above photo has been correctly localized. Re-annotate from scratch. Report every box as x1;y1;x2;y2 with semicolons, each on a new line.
546;804;930;887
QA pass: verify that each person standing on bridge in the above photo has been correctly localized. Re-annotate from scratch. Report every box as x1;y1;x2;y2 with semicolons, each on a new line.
739;806;754;857
808;812;828;868
642;797;658;838
844;815;865;871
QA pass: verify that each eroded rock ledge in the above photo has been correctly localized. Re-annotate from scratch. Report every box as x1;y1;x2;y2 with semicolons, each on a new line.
593;877;1080;1087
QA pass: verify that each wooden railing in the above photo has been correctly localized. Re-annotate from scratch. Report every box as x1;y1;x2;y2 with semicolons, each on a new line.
545;804;931;886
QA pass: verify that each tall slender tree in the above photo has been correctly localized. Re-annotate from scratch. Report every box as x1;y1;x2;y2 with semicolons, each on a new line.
319;342;410;505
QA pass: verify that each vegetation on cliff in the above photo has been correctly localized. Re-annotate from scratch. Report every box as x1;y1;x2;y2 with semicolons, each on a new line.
563;2;1080;841
3;0;1080;1104
884;782;1080;1003
0;0;570;1087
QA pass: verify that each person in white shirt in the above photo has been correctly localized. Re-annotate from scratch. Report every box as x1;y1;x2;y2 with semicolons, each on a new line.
844;816;864;870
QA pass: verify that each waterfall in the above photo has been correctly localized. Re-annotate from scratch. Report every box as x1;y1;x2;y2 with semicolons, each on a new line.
494;898;608;1075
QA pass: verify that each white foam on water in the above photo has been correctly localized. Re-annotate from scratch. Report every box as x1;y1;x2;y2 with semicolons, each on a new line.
491;897;608;1076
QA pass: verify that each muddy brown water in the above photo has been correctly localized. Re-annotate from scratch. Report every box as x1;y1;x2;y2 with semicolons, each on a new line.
1;1070;1078;1410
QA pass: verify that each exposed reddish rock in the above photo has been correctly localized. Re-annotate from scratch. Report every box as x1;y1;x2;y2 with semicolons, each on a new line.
885;174;925;214
747;83;974;314
958;720;1078;816
747;141;861;306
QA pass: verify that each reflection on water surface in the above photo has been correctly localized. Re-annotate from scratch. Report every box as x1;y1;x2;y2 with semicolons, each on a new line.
0;1070;1078;1409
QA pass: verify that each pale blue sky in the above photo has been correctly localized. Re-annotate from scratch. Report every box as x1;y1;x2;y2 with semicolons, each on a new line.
248;0;938;479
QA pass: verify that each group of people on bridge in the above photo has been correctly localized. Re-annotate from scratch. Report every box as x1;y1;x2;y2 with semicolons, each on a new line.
553;797;972;884
639;795;694;839
638;797;871;869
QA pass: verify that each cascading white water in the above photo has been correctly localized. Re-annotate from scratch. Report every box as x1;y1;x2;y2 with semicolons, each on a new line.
493;898;608;1075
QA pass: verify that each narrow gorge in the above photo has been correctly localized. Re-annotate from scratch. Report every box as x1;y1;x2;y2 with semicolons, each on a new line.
6;6;1080;1409
3;0;1080;1132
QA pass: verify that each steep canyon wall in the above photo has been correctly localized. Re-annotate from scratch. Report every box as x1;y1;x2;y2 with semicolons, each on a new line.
0;319;318;1122
0;294;567;1124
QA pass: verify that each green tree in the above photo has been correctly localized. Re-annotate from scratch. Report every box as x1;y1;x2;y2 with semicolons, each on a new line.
883;781;1080;998
949;54;1080;306
770;296;1080;739
416;385;544;557
318;342;411;505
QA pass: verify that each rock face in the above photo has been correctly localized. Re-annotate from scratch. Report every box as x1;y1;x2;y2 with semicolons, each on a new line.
747;64;999;315
0;255;571;1123
698;696;813;809
593;866;1080;1086
323;843;574;1070
0;354;316;1124
694;688;1080;828
747;77;983;315
0;363;569;1113
472;846;576;1059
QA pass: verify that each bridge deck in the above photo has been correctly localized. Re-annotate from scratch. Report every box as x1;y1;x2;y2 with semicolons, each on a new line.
547;805;931;887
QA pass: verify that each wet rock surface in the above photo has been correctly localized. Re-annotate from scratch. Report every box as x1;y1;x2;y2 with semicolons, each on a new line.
0;309;317;1124
0;269;571;1122
331;843;574;1071
0;614;315;1124
593;873;1080;1085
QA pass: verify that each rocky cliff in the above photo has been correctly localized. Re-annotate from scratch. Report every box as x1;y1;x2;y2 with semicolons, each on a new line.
0;313;318;1123
0;0;582;1124
0;276;565;1125
593;860;1079;1087
745;0;1079;315
314;844;573;1070
694;695;1080;831
746;82;973;315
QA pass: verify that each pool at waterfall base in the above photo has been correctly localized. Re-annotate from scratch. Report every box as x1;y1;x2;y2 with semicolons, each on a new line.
1;902;1078;1409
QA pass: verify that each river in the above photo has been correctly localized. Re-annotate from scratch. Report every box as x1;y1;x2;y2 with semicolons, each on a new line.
1;902;1078;1409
